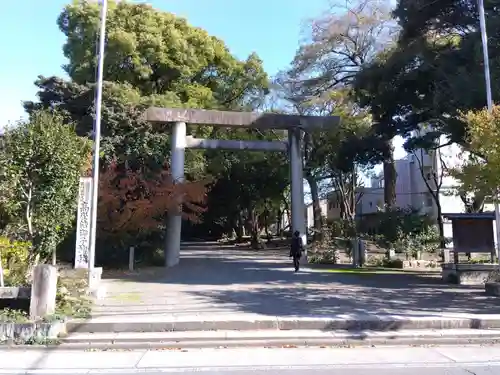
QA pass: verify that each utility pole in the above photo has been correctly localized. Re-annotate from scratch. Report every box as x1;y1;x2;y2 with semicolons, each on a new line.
88;0;108;289
477;0;499;260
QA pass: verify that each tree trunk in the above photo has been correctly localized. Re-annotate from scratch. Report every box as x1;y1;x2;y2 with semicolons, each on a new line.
236;210;245;242
460;193;485;213
472;194;485;212
282;197;291;231
305;172;323;241
436;208;446;248
248;207;263;249
264;208;272;243
276;209;283;236
383;140;397;209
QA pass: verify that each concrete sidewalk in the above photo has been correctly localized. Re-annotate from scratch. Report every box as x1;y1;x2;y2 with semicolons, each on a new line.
2;346;500;373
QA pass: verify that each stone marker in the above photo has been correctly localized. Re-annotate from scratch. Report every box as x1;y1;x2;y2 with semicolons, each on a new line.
30;265;58;320
75;177;92;269
442;248;452;263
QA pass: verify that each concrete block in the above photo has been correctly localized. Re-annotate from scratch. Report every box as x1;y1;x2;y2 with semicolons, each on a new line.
386;249;396;260
442;263;498;285
30;265;58;320
0;287;31;299
88;285;107;299
485;282;500;296
0;321;65;342
0;287;31;312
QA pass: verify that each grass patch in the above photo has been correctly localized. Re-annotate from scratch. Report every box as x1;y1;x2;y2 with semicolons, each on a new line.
319;267;431;275
56;277;93;319
109;292;142;302
0;308;29;323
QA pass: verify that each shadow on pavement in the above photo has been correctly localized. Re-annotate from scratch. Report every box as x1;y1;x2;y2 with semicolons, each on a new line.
95;245;500;321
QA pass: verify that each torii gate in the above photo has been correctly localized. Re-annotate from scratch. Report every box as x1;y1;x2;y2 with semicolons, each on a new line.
144;107;341;267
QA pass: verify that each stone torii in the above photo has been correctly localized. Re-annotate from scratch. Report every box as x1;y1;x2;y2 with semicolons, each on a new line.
144;107;341;267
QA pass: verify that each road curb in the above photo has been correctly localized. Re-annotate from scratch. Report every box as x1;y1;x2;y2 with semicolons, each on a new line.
5;335;500;351
66;316;500;333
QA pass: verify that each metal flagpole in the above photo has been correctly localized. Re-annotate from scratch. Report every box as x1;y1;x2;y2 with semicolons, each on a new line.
478;0;493;111
477;0;499;261
88;0;108;289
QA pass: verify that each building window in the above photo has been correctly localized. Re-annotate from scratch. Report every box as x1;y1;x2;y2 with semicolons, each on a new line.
423;166;433;180
425;192;434;207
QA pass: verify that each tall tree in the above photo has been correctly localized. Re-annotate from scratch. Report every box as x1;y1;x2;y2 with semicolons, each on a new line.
286;0;399;208
24;1;286;253
58;1;269;107
412;147;447;247
0;110;91;264
355;0;500;212
27;0;270;165
450;105;500;202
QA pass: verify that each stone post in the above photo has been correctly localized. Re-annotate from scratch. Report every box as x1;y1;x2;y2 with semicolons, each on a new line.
352;239;359;267
30;265;58;320
359;239;366;266
129;246;135;271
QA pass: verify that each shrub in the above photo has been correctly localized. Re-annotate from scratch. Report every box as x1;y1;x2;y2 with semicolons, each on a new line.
368;257;403;268
97;160;208;261
55;277;92;319
309;221;355;264
326;218;356;239
368;207;433;247
308;249;340;264
0;110;91;262
0;236;31;286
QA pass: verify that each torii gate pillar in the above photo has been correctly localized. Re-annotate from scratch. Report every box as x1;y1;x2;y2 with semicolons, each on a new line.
288;128;307;250
165;121;186;267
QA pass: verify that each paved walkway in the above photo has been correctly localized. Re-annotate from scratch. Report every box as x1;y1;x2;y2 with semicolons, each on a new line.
92;243;500;321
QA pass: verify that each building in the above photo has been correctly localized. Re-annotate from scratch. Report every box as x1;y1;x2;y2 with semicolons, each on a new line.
305;137;492;239
305;190;344;229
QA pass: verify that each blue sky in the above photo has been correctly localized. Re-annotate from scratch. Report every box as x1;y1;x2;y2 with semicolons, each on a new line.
0;0;405;159
0;0;329;127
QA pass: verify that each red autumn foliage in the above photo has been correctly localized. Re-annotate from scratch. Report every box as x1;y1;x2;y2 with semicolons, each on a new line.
97;161;208;241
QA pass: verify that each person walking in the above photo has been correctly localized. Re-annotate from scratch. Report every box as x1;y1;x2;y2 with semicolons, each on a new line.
289;230;304;272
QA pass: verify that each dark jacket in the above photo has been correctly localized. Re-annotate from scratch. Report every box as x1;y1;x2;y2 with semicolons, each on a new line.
291;235;303;256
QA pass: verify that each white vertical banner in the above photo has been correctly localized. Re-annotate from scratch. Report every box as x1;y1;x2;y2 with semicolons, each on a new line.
75;177;93;269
